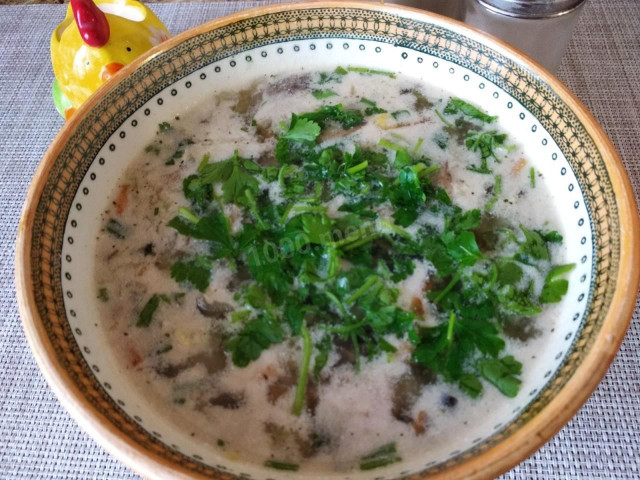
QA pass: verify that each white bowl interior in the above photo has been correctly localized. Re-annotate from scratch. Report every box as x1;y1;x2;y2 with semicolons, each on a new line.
59;37;593;479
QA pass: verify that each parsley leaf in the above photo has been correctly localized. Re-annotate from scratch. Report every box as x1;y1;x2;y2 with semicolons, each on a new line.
223;162;259;204
412;313;505;386
459;373;483;398
465;131;509;174
247;238;291;304
477;355;522;398
195;151;260;205
168;212;234;259
444;98;497;123
225;315;284;367
183;174;213;211
389;166;426;227
170;255;212;292
299;104;364;130
440;230;483;267
283;115;322;142
540;263;575;303
515;225;550;263
301;213;333;244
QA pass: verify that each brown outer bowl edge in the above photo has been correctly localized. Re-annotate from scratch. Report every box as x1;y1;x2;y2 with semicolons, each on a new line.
15;2;640;479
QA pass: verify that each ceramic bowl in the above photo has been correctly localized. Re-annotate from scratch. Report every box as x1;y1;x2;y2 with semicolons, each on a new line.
15;2;640;479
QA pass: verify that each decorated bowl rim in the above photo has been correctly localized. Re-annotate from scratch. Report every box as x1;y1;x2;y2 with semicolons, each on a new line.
15;2;640;479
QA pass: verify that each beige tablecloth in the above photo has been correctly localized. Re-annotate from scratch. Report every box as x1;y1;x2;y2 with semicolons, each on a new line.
1;1;639;478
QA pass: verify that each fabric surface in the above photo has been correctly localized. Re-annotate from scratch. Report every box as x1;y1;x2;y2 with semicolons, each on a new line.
0;1;638;479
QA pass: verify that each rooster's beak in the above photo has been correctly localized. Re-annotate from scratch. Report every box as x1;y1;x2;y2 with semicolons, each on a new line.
100;62;124;82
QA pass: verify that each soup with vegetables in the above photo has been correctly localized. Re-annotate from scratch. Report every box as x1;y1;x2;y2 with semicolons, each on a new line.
95;67;573;473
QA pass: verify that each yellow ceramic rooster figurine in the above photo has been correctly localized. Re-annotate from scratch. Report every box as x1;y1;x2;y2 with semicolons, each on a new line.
51;0;169;120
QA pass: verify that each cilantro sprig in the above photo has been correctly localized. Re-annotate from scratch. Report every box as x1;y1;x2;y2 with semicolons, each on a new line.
144;85;573;416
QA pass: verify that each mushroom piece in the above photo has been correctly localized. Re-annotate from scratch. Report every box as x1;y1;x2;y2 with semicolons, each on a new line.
391;364;436;423
209;391;245;410
196;297;233;319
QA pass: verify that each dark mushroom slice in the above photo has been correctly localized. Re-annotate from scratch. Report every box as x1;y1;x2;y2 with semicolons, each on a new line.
196;297;234;319
391;364;436;423
267;361;298;405
331;337;357;368
391;374;422;423
255;122;275;144
209;391;245;410
318;122;366;143
231;82;263;117
473;214;512;254
226;265;252;290
264;422;327;459
155;338;227;379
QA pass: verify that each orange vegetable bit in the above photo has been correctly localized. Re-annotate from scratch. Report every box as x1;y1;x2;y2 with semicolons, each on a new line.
114;184;130;214
511;158;528;176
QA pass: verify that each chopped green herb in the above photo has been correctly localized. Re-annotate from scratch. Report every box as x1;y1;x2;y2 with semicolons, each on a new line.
97;287;109;302
435;109;454;128
391;109;410;120
292;325;312;416
265;460;299;471
485;174;502;212
312;89;338;99
137;294;161;327
530;167;536;188
144;143;160;155
444;98;497;123
283;116;322;142
159;93;573;408
515;225;550;263
106;219;126;239
360;443;401;471
477;355;522;398
347;66;396;77
156;344;173;355
298;104;364;130
225;315;284;367
465;130;510;174
313;335;332;379
360;97;387;116
158;121;171;132
170;255;213;292
195;150;260;205
166;138;194;166
433;132;449;150
410;89;434;111
540;263;575;303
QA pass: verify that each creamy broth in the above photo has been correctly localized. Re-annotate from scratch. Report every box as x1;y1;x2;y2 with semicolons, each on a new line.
94;69;569;473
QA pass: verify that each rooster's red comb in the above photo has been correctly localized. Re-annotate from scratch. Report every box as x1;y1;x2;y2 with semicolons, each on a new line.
70;0;110;47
